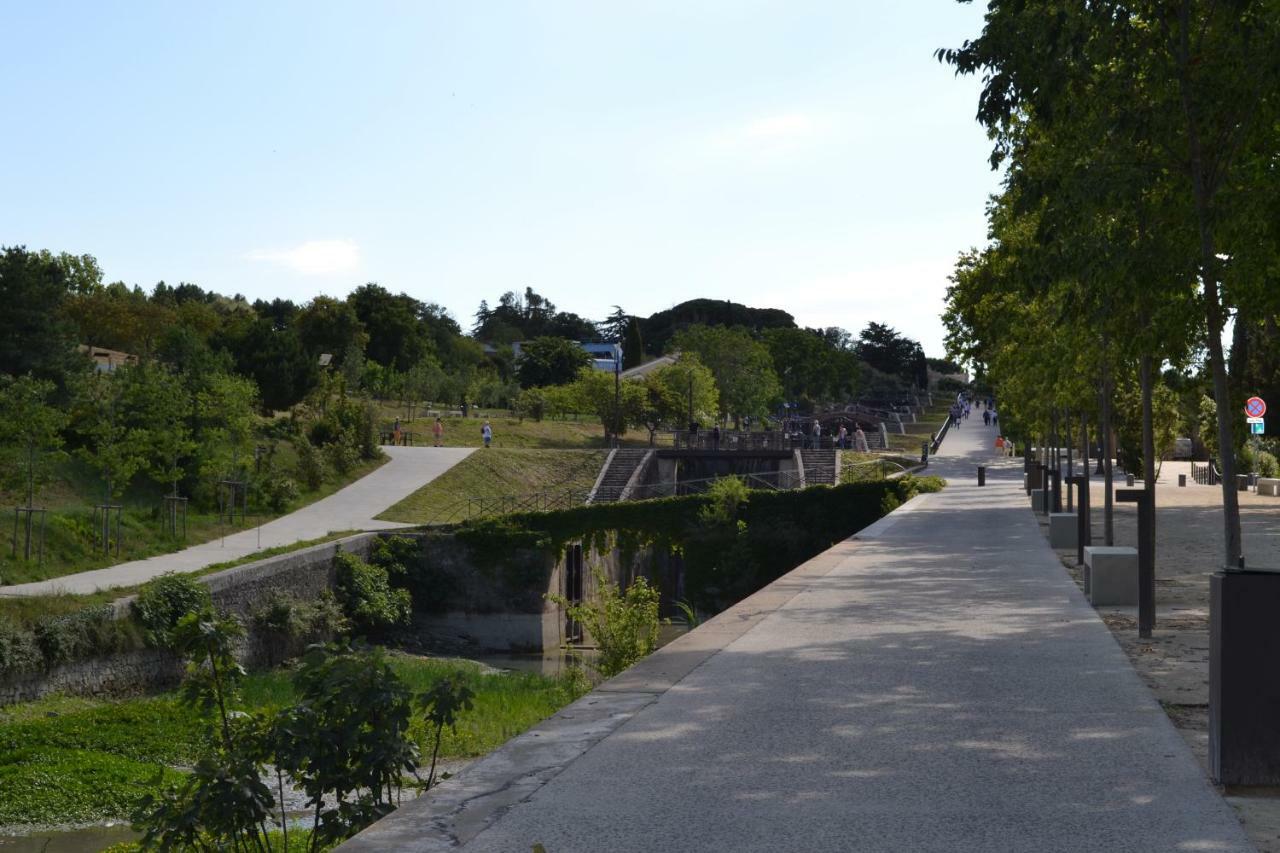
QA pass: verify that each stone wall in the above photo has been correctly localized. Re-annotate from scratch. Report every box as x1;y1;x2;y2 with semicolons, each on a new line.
0;647;183;706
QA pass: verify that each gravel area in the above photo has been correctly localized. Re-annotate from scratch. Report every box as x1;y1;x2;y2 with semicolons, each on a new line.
1042;459;1280;851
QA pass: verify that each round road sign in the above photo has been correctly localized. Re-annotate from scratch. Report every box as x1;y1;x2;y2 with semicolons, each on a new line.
1246;396;1267;418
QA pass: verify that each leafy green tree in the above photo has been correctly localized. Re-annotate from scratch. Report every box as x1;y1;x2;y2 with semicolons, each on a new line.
349;284;434;371
548;567;663;678
0;246;84;384
640;298;796;356
515;337;591;388
228;318;318;412
635;355;719;441
196;372;259;485
563;367;647;441
0;374;67;508
672;325;781;426
623;317;644;370
296;295;368;365
119;361;195;497
72;369;147;503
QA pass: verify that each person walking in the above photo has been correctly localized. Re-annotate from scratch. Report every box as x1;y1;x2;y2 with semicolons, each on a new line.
712;423;722;451
810;419;822;449
393;418;402;446
854;425;869;453
481;420;493;448
836;424;848;449
433;417;444;447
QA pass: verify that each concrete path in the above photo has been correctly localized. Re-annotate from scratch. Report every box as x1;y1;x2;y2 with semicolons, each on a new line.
0;446;472;597
347;414;1251;851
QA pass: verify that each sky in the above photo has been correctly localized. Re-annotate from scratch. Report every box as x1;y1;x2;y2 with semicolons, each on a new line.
1;1;1000;357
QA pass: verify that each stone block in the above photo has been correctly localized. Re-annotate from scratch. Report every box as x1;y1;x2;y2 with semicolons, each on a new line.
1049;513;1077;549
1258;477;1280;497
1085;546;1138;606
1029;488;1047;514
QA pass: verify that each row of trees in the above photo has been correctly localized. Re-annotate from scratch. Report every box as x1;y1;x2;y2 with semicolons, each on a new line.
939;0;1280;566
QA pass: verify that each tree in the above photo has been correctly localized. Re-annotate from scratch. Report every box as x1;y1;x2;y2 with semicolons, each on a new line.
119;361;195;498
855;323;927;388
564;367;647;440
296;296;368;365
637;356;718;442
598;306;631;342
72;369;148;503
641;299;796;356
0;246;84;384
671;325;781;426
227;318;318;412
0;374;67;509
196;373;259;484
348;284;434;371
515;337;591;388
623;317;644;370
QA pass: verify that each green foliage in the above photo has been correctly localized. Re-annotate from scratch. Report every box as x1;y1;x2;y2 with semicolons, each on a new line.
623;317;644;370
672;324;781;423
333;550;412;634
132;572;213;648
0;246;85;384
32;604;135;666
294;437;328;490
0;373;68;504
419;675;475;789
1254;451;1279;479
549;567;663;678
698;475;750;526
516;336;592;388
251;591;349;664
1199;395;1220;458
0;616;42;676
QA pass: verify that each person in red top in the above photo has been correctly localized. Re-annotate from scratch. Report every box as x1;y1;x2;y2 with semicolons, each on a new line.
433;417;444;447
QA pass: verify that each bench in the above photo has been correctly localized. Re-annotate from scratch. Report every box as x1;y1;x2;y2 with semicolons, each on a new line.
1084;546;1138;606
1258;478;1280;497
1049;513;1077;549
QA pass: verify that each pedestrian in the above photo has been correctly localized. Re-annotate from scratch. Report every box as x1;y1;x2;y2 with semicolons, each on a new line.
712;423;721;451
433;416;444;447
983;409;991;426
995;435;1004;454
481;420;492;448
836;424;848;449
854;425;869;453
811;419;822;449
393;417;402;446
991;409;999;427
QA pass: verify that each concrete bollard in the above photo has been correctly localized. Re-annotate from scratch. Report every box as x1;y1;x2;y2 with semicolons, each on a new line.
977;466;986;486
1179;474;1187;487
1126;473;1135;487
1237;475;1249;492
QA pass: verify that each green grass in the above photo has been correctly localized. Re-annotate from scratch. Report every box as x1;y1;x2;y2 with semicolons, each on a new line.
0;653;586;828
0;456;385;588
373;405;651;448
378;448;607;524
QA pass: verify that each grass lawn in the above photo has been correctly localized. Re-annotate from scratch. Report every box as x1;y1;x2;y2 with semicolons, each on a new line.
0;454;385;588
0;653;586;828
373;405;651;449
378;448;607;524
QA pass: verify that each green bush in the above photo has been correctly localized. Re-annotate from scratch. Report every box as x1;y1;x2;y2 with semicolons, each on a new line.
333;550;411;634
257;474;300;512
549;568;663;678
325;438;359;475
294;439;327;491
33;605;133;666
1254;450;1278;479
132;572;213;648
251;590;348;642
0;616;42;675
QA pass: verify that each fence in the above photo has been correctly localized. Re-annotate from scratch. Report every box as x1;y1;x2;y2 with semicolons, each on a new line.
1191;460;1220;486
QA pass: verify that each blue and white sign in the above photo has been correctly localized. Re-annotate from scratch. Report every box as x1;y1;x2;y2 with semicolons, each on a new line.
1251;420;1266;435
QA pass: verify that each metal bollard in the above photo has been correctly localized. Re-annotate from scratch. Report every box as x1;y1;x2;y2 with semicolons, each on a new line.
977;466;986;486
1126;473;1135;487
1178;474;1187;487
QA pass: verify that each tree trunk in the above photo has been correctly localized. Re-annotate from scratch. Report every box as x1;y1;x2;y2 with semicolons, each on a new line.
1175;0;1241;567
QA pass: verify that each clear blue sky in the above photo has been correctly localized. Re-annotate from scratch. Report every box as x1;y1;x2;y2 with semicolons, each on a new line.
2;1;998;357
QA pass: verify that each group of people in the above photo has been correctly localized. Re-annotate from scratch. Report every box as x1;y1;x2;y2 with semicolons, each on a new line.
802;420;870;451
954;393;1015;457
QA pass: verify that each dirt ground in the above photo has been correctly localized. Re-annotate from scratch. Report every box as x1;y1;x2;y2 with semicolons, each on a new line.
1035;459;1280;851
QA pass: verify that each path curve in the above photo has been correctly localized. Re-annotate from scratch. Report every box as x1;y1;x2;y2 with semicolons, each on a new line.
0;446;473;597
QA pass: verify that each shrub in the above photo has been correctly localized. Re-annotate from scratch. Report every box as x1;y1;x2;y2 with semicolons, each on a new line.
33;605;133;666
333;550;411;634
257;474;300;512
251;590;348;642
549;567;663;678
1255;450;1278;479
0;616;42;676
325;438;359;476
132;572;213;648
294;439;327;491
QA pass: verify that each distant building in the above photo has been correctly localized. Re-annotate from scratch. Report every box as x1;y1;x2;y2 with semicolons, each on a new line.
78;344;137;372
511;340;622;373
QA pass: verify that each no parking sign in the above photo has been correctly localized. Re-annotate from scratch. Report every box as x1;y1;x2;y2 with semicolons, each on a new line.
1245;396;1267;418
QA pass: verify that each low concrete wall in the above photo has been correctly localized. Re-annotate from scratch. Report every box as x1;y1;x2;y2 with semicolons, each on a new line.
0;647;182;706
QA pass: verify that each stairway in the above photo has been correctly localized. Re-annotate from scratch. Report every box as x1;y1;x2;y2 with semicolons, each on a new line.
588;448;652;503
801;449;840;485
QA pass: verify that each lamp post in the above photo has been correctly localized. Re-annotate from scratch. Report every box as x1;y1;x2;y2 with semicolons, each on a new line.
613;342;621;449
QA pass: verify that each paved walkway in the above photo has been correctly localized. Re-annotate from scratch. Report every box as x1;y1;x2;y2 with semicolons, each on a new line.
0;446;472;597
347;415;1251;852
